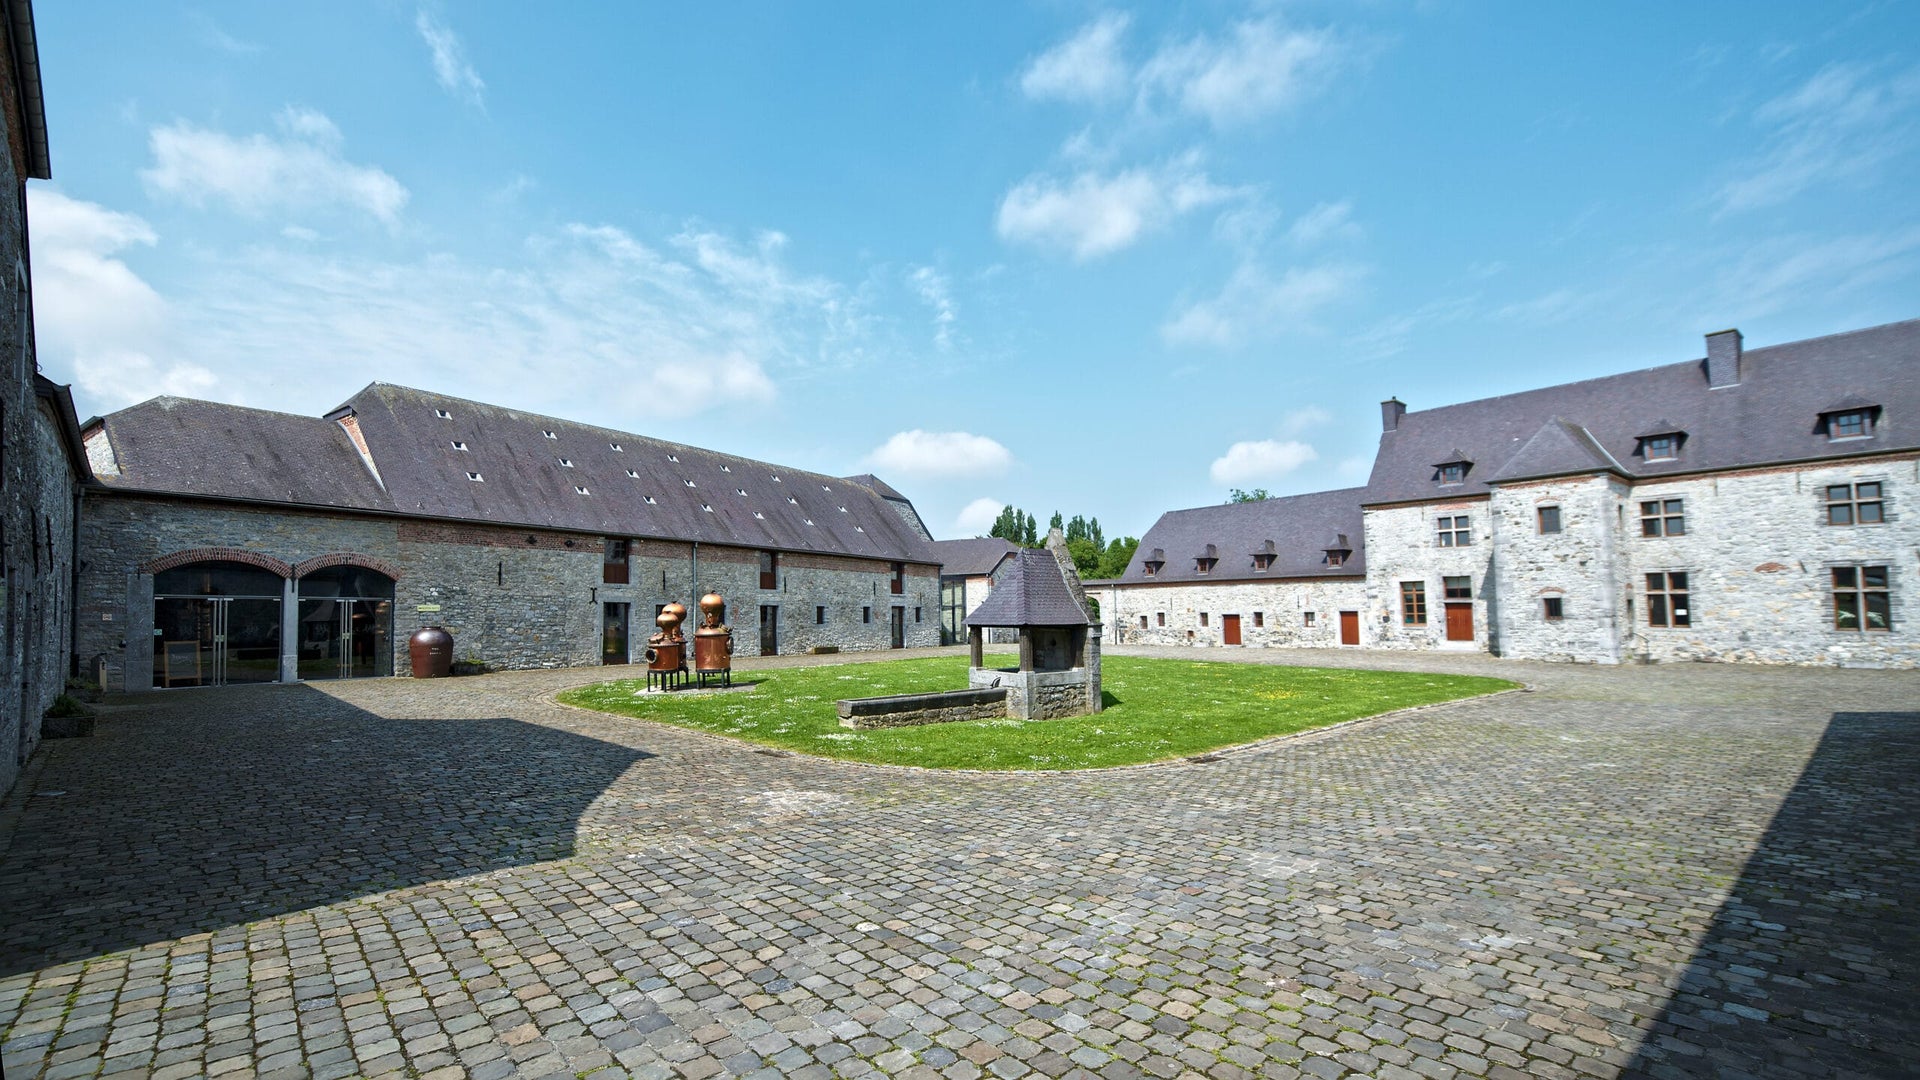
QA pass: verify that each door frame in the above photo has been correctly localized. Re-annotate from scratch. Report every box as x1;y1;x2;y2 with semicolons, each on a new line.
889;605;906;649
1444;602;1474;642
1221;613;1242;646
759;604;779;656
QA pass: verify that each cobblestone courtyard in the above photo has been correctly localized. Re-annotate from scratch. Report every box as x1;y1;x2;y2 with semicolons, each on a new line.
2;647;1914;1080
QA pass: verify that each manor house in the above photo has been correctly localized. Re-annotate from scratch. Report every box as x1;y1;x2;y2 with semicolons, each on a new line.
1088;320;1919;667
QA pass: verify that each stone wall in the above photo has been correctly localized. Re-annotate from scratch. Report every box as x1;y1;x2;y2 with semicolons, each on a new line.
1;394;82;795
1093;578;1366;649
78;492;942;691
1362;499;1497;652
969;665;1094;720
1489;475;1630;663
836;687;1007;729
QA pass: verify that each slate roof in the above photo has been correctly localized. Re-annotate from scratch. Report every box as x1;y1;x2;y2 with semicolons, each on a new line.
1116;487;1368;586
1367;318;1920;503
965;548;1094;627
90;384;938;564
929;537;1020;578
89;397;398;511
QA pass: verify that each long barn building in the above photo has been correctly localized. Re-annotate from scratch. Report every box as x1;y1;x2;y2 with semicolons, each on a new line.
78;384;942;691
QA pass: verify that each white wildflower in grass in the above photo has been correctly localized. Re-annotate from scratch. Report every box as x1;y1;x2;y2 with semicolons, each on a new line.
817;732;861;741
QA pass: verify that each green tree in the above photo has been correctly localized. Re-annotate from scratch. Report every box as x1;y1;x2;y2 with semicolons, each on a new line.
1088;517;1104;549
1021;511;1038;546
1227;488;1274;503
1096;536;1140;579
1066;537;1101;578
1049;511;1065;534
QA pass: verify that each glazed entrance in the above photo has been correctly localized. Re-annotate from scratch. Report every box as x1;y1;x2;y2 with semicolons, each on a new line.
296;565;395;680
152;562;283;688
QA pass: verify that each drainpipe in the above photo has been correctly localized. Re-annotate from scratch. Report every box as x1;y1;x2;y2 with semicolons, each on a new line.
690;541;699;603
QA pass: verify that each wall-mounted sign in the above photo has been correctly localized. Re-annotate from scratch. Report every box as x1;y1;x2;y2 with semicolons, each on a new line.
417;603;443;613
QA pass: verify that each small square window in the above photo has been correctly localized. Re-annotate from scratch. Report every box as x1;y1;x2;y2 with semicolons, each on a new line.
1543;597;1564;620
1253;611;1264;628
816;606;826;624
1139;615;1148;629
1253;554;1274;572
1436;516;1472;546
862;606;871;624
1200;612;1209;627
1825;482;1885;526
1538;506;1561;534
1156;612;1166;627
1640;499;1685;537
1303;611;1315;627
1326;552;1345;568
1444;576;1471;600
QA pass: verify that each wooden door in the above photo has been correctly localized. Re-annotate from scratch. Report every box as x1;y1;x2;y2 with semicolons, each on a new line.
890;606;905;649
1221;614;1241;645
1338;610;1359;645
759;605;779;656
1444;603;1474;641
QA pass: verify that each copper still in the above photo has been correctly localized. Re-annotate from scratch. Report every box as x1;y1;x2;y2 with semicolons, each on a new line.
693;592;733;676
646;604;687;672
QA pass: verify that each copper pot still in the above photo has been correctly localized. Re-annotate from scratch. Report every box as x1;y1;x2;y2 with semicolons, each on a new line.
648;605;688;672
694;593;733;673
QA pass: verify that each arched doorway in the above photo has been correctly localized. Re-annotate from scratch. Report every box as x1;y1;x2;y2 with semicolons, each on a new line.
152;561;286;688
296;564;395;680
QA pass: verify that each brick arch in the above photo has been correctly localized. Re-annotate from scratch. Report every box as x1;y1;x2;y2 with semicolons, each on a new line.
141;548;294;578
294;553;403;581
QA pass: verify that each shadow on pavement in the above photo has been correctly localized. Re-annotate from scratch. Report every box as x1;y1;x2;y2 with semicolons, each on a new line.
1622;711;1919;1078
0;683;649;976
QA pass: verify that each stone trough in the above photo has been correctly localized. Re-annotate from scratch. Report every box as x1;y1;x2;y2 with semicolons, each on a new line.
835;687;1008;730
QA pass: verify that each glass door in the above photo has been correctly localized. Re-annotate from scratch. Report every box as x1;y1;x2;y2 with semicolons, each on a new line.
299;598;394;680
154;596;282;687
602;602;630;664
154;597;215;688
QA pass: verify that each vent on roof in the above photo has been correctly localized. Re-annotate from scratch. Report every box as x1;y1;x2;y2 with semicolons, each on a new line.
451;440;468;451
753;511;765;520
435;408;452;419
855;526;865;532
822;485;831;491
721;465;731;472
626;469;639;478
684;479;696;487
736;488;748;496
543;430;558;439
643;495;657;505
610;442;623;452
559;457;574;467
466;472;483;482
804;519;814;526
838;506;848;513
667;453;679;462
701;503;713;513
787;497;798;505
771;474;781;482
575;485;590;495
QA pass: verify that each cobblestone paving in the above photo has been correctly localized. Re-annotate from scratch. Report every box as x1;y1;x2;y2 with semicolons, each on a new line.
2;646;1915;1080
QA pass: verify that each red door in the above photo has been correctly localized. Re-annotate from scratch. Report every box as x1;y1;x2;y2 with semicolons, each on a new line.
1338;610;1359;645
1221;614;1241;645
1444;603;1474;641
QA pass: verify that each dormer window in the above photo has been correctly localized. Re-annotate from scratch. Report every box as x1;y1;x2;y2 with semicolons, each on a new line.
1253;554;1274;572
1642;435;1678;461
1322;533;1352;568
1819;397;1881;441
1432;451;1472;485
1142;548;1165;577
1326;552;1345;568
434;408;452;419
1194;544;1218;576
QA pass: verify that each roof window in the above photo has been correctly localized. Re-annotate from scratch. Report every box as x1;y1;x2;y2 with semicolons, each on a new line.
736;488;748;496
838;506;848;513
855;526;865;533
626;469;639;478
787;496;798;505
559;457;574;467
434;408;452;419
822;484;831;491
753;511;765;520
574;485;590;495
542;430;558;439
684;479;696;487
771;474;782;482
610;442;623;452
466;472;483;482
721;464;732;472
701;504;713;513
451;440;468;451
643;495;657;505
667;453;679;462
804;519;815;526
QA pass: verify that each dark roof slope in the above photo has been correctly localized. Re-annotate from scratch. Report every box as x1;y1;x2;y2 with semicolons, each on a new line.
930;537;1020;578
338;384;937;562
1487;418;1621;483
1118;487;1367;585
965;548;1093;627
92;397;397;511
1368;318;1920;503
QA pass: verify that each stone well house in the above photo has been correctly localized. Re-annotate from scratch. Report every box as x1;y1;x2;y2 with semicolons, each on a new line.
0;0;91;796
1097;319;1920;667
929;536;1018;645
78;384;942;692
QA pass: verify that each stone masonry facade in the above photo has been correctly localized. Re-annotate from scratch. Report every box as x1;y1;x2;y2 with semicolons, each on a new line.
78;493;941;692
1090;579;1366;649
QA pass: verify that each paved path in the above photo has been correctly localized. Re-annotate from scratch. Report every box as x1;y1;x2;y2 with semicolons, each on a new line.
2;648;1915;1080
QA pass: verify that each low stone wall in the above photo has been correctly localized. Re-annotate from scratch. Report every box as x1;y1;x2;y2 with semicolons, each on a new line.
836;687;1008;729
969;666;1095;720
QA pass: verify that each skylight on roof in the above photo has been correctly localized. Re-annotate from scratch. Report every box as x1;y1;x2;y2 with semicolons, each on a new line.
542;430;558;439
771;475;781;482
574;485;590;495
626;469;639;478
451;440;467;451
643;496;657;505
435;408;451;419
610;442;623;452
822;484;831;491
855;526;865;532
466;472;483;481
721;464;731;472
559;457;574;467
787;497;798;504
752;511;765;520
684;479;696;487
667;453;679;462
736;488;748;496
700;503;713;513
804;519;814;526
838;506;848;513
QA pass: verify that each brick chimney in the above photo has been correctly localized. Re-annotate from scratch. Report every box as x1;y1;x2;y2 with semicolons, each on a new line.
1381;397;1406;432
1706;329;1742;388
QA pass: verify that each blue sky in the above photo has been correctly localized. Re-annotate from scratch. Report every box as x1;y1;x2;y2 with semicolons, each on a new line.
30;2;1920;540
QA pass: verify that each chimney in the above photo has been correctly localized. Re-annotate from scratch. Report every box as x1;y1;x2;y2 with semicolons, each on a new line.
1381;397;1406;432
1706;329;1742;388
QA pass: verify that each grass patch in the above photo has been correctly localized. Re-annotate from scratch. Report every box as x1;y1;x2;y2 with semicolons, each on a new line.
558;654;1515;770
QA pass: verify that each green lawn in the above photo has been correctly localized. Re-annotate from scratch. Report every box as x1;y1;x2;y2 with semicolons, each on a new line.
558;655;1515;770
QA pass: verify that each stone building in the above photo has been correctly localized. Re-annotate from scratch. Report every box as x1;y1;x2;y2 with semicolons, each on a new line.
0;0;90;796
77;384;941;692
1084;487;1368;651
929;536;1017;644
1102;319;1920;667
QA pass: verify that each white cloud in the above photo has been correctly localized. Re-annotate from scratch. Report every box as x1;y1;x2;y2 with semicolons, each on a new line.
1209;440;1318;486
31;195;870;423
1714;63;1920;216
908;266;957;349
1138;18;1343;128
27;190;217;406
996;158;1236;260
1286;201;1359;247
415;7;486;108
1021;13;1132;104
954;497;1006;536
1162;262;1363;347
865;430;1013;479
1279;406;1331;436
142;107;409;225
